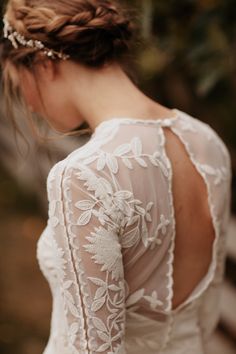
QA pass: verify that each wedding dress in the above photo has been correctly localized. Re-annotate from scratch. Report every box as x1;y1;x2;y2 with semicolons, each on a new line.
36;108;232;354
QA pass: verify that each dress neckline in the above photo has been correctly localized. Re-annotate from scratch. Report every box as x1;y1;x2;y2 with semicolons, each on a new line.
93;108;181;135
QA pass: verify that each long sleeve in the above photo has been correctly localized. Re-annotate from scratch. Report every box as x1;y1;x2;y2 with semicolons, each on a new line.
46;159;127;354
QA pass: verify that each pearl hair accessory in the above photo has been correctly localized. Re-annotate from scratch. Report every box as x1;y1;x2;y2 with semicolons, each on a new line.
3;15;70;60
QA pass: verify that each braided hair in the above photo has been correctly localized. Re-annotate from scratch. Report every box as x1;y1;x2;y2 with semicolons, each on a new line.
2;0;140;67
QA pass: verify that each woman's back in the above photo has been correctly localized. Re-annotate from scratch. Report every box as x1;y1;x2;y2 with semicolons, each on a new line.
37;108;232;354
164;114;221;310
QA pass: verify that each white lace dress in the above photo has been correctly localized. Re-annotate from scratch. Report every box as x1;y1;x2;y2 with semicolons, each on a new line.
36;108;232;354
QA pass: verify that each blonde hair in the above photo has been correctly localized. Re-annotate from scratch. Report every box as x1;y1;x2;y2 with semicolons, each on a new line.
0;0;141;152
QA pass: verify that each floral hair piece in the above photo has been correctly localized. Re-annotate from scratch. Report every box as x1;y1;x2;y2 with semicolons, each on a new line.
3;15;70;60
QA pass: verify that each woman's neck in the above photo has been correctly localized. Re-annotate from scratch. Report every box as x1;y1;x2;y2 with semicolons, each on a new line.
58;60;173;132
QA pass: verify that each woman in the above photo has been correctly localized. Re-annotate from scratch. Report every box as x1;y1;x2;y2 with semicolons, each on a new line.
0;1;232;353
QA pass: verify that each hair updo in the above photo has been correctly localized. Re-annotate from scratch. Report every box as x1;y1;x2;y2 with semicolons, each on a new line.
0;0;141;146
2;0;139;67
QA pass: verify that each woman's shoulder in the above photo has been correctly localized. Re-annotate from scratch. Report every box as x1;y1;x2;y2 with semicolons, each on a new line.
46;108;232;187
45;135;115;193
175;109;232;169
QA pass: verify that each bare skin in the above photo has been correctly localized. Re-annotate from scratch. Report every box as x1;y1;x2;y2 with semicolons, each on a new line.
17;59;175;133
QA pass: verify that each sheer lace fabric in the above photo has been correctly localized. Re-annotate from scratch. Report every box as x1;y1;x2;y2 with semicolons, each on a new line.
36;108;232;354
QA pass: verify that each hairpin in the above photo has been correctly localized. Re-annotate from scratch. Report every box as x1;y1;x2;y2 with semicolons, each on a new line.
2;15;70;60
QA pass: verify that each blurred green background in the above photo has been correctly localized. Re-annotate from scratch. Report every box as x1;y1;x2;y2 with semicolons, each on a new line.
0;1;235;353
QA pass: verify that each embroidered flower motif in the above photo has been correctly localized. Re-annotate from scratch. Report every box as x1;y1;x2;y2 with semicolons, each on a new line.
83;225;123;281
143;290;164;309
159;214;170;234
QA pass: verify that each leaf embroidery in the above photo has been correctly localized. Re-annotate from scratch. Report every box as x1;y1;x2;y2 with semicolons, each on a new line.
131;137;142;155
114;143;131;156
126;288;145;307
147;214;170;249
122;157;133;169
74;199;96;210
135;157;148;167
106;153;119;174
77;210;92;225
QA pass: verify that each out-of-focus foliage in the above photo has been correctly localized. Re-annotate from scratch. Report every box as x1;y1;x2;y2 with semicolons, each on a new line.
138;0;235;95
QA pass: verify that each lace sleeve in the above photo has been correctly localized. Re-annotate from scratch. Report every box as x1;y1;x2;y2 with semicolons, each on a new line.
47;160;126;354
